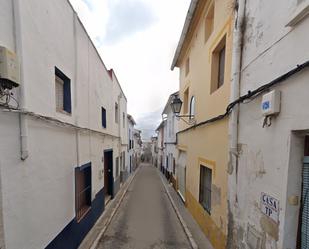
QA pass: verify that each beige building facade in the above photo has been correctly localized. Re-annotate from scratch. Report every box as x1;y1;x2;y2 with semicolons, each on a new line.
171;1;234;248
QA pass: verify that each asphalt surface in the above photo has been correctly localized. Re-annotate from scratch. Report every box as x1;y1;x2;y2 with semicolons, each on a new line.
96;164;191;249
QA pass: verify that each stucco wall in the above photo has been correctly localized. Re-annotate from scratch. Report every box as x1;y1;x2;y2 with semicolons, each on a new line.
175;1;233;248
232;0;309;248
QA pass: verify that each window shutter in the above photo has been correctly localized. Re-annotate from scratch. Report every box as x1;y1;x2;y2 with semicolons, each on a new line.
55;76;64;110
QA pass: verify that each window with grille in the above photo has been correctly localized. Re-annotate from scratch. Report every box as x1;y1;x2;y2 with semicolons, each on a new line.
75;164;91;221
55;67;71;113
199;165;212;214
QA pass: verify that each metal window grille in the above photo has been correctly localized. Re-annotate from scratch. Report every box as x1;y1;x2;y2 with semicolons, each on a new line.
199;165;212;214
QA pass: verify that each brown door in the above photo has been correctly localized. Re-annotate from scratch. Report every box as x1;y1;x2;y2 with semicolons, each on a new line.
104;150;113;197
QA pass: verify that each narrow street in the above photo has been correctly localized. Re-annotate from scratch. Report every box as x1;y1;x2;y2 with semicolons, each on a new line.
96;164;191;249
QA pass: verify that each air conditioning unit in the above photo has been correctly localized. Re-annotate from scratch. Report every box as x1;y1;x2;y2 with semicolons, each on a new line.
0;46;20;89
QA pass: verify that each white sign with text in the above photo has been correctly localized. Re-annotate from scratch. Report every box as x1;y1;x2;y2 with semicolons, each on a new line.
260;193;279;223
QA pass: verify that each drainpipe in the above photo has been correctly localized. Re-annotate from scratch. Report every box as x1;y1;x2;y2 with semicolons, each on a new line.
227;0;246;247
13;0;29;160
118;94;122;173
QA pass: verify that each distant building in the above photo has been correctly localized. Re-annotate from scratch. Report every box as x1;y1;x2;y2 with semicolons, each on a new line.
133;129;142;170
156;120;166;175
162;92;179;188
150;136;158;167
127;114;136;174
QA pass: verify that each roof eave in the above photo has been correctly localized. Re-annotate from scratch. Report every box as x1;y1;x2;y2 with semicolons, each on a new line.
171;0;199;70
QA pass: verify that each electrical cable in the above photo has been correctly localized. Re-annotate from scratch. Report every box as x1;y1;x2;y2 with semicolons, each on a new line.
177;60;309;135
0;103;120;139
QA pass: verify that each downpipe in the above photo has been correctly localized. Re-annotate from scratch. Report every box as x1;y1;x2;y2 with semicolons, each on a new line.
227;0;246;247
13;0;29;160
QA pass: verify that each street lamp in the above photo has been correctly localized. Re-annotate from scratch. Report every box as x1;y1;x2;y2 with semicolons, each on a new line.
170;96;195;125
171;96;183;114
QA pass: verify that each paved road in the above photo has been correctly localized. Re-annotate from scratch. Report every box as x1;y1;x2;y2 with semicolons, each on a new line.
96;164;191;249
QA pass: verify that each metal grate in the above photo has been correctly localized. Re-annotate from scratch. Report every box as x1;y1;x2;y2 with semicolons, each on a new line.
301;157;309;248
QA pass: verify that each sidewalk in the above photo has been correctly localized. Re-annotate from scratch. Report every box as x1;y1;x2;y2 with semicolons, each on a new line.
159;169;215;249
78;167;140;249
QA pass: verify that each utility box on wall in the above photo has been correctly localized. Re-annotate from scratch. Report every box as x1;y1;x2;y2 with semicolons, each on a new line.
261;90;281;116
0;46;20;89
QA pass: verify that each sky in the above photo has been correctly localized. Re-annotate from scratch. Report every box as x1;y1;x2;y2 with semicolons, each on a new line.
69;0;190;140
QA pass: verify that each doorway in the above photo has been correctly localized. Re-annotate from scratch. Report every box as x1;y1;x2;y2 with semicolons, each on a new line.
104;150;113;199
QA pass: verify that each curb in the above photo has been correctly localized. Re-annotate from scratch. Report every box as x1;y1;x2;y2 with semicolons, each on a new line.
159;173;198;249
88;166;141;249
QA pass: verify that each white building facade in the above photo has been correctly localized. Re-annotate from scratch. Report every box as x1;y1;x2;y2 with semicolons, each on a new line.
0;0;128;249
162;92;179;184
156;120;166;174
228;1;309;249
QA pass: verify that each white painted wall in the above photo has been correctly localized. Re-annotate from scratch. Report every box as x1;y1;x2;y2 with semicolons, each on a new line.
231;1;309;248
0;0;128;248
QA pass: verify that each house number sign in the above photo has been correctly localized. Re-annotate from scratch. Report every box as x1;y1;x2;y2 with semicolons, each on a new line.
260;192;279;223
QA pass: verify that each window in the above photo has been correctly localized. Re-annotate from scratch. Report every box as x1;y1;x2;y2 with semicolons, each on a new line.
183;88;189;114
185;57;190;76
75;164;91;221
55;67;71;113
115;103;119;123
205;4;214;43
211;36;226;93
173;157;176;175
116;157;119;177
189;96;195;119
123;112;125;128
218;46;226;88
199;165;212;214
122;152;125;170
101;107;106;128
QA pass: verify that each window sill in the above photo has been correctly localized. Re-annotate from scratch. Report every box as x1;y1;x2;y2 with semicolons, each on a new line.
56;109;72;116
286;2;309;27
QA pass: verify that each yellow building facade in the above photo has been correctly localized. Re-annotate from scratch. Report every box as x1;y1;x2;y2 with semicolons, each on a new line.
171;1;234;248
